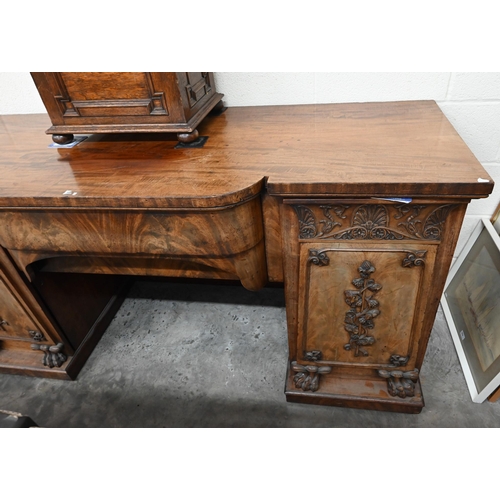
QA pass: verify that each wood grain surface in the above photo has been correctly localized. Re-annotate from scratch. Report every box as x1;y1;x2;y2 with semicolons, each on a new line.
0;101;493;210
0;101;494;404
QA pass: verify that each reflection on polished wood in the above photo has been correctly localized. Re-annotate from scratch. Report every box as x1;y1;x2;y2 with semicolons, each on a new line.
0;101;494;412
0;101;492;207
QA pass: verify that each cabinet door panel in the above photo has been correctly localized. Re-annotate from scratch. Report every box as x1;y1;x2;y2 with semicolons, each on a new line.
56;72;171;119
297;242;437;367
0;277;40;340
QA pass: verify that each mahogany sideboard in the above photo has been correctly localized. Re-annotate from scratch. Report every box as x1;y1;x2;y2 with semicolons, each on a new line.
0;101;493;413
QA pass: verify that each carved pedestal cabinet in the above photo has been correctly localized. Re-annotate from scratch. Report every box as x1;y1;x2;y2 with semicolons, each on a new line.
0;101;493;413
281;201;466;412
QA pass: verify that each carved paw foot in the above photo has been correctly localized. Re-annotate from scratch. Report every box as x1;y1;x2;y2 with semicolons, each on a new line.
31;342;67;368
291;361;332;392
378;368;419;398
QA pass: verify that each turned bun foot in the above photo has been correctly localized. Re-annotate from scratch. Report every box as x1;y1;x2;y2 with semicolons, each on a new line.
177;129;199;144
52;134;74;145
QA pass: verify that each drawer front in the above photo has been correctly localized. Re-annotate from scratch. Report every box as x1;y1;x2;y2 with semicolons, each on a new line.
0;198;264;259
0;277;43;341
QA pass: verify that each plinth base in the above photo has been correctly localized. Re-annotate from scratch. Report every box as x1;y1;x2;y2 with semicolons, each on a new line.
285;367;424;414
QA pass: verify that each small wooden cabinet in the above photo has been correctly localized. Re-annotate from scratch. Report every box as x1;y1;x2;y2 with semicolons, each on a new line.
30;72;224;144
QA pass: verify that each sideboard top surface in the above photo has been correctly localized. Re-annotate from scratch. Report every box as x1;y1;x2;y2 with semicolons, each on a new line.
0;101;493;208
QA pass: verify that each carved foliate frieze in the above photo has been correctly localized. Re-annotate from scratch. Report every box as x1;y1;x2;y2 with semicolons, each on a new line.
344;260;381;357
292;203;456;241
378;368;419;399
291;361;332;392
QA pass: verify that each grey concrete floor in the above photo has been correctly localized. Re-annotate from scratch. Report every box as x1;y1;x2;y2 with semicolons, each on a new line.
1;279;499;427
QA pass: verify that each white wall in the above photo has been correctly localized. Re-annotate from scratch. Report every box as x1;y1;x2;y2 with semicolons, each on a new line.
1;72;499;257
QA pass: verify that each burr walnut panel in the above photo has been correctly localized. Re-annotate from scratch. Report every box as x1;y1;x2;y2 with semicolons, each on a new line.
30;72;223;139
297;242;437;368
57;72;170;118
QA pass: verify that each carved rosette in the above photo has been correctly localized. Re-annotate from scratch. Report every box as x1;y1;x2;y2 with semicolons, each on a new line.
291;361;332;392
378;368;420;399
344;260;381;357
294;205;318;239
31;342;67;368
292;203;456;241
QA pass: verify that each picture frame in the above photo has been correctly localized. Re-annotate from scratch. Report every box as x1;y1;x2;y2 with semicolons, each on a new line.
492;202;500;233
441;214;500;403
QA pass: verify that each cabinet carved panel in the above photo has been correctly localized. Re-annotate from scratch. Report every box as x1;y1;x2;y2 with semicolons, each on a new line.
297;242;437;367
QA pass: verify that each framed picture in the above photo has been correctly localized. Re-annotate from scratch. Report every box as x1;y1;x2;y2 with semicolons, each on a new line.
492;202;500;233
441;216;500;403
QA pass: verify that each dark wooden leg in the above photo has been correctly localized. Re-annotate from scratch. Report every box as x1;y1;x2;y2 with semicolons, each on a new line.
177;129;199;144
210;100;227;115
52;134;74;145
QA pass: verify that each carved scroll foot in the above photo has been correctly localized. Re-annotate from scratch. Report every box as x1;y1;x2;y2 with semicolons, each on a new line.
31;343;67;368
52;134;74;145
378;368;419;398
291;361;332;392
